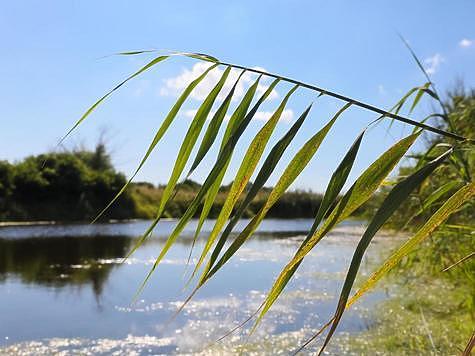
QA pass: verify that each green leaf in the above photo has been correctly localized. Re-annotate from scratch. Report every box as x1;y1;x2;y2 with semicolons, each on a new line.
203;102;352;284
411;113;447;134
203;104;313;279
420;180;461;213
318;148;452;355
92;63;219;222
385;83;434;130
133;77;279;294
186;75;268;263
187;70;245;176
268;131;366;311
347;181;475;308
154;66;231;221
409;82;431;114
308;130;365;237
61;55;169;143
255;132;420;330
192;84;299;276
116;50;219;63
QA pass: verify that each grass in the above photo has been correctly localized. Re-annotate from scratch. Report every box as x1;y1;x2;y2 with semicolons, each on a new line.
346;274;473;355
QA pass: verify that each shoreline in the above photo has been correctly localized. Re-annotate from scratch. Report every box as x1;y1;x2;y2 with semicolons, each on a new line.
0;217;357;228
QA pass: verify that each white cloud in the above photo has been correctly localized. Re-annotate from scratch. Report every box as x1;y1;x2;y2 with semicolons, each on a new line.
424;53;444;75
183;108;294;123
459;38;474;48
159;62;279;101
254;109;294;122
377;84;386;96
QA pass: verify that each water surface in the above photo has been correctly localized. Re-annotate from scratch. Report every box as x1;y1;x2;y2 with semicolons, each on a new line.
0;219;397;354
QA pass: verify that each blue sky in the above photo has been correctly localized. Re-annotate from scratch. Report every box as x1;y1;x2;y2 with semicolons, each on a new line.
1;1;474;192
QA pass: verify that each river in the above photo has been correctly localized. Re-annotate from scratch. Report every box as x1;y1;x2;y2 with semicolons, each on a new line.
0;219;399;354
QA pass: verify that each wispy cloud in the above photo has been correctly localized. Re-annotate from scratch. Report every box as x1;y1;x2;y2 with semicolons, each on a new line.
459;38;474;48
160;62;279;101
424;53;444;75
183;108;294;123
377;84;386;96
254;109;294;122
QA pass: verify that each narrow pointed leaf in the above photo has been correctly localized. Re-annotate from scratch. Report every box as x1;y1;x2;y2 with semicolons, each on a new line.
188;70;245;175
93;64;219;222
136;78;278;286
346;181;475;308
204;104;313;277
61;55;169;144
409;82;431;114
270;132;366;308
420;180;461;213
154;66;231;220
187;76;268;260
193;85;299;275
255;132;420;329
204;103;352;283
318;149;452;355
308;130;365;236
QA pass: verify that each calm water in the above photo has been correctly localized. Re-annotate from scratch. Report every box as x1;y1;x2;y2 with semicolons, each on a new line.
0;219;397;355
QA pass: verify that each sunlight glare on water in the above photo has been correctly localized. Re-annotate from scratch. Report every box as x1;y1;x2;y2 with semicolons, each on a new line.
0;219;399;355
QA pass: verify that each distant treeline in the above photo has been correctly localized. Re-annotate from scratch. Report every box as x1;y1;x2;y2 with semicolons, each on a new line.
0;144;326;222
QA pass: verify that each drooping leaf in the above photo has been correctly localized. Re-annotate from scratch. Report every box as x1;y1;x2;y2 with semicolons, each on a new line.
265;131;366;313
299;182;474;353
318;148;452;355
409;82;431;114
187;70;246;176
419;180;461;214
255;132;420;329
192;84;299;276
385;83;435;130
203;102;352;284
154;66;231;221
61;55;169;144
93;63;219;222
117;50;219;63
134;78;279;293
187;76;269;261
203;104;313;278
308;130;365;236
347;181;475;307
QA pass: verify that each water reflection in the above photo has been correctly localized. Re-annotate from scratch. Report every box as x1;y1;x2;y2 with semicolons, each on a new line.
0;235;133;296
0;220;395;354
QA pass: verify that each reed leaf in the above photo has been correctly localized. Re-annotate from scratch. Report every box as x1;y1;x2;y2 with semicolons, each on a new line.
154;66;231;221
318;148;453;355
187;70;245;176
93;64;219;222
255;132;421;329
192;84;299;276
202;103;352;283
60;55;169;144
346;181;475;308
420;180;462;213
409;82;432;114
203;104;313;279
309;130;365;236
188;76;269;259
134;78;279;292
270;131;367;311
